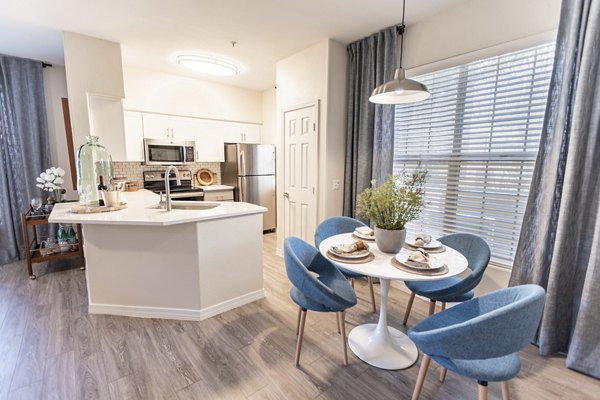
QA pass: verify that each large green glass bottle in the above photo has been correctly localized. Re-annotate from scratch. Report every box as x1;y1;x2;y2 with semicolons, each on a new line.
76;136;113;205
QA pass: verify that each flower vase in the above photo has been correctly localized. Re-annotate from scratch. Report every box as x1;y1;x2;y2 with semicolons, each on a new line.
374;227;406;253
54;189;63;203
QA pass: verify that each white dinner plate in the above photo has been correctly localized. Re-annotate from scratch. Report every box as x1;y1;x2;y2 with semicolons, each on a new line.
329;246;370;259
405;236;443;250
353;230;375;241
395;250;445;271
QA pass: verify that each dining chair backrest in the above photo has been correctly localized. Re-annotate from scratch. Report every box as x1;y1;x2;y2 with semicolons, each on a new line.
437;233;491;295
314;216;367;248
409;284;546;360
284;237;357;309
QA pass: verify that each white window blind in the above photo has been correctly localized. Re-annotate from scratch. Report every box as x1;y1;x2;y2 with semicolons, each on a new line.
393;42;555;267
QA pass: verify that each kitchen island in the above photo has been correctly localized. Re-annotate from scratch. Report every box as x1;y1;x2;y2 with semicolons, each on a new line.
49;189;267;321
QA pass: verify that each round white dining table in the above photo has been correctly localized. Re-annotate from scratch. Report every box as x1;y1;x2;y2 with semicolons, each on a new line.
319;233;468;370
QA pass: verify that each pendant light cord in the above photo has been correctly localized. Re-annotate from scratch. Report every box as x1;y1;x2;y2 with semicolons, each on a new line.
397;0;406;69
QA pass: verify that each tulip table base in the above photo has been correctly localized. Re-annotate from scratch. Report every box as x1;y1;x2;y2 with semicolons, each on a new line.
347;278;418;370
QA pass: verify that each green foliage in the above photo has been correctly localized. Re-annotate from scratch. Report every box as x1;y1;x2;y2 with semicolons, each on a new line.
356;169;427;231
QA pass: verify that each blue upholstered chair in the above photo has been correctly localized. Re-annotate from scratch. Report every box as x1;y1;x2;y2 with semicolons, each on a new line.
408;284;546;400
315;216;377;313
284;237;358;366
403;233;491;325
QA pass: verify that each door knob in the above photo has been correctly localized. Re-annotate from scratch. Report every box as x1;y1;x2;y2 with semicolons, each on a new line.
283;192;289;198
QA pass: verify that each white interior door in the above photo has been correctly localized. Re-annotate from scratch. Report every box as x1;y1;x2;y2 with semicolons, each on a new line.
283;103;318;243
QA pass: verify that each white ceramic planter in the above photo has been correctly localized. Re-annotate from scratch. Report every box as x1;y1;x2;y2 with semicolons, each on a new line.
374;227;406;253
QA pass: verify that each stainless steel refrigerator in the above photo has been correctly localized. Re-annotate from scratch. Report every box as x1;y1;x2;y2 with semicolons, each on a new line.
222;143;276;231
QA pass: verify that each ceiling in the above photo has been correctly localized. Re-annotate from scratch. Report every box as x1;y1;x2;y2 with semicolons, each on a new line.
0;0;469;91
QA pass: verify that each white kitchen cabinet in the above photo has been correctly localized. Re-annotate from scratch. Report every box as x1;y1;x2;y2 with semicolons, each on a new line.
223;123;261;144
195;120;225;162
142;113;197;141
123;111;145;161
131;111;262;162
88;94;127;161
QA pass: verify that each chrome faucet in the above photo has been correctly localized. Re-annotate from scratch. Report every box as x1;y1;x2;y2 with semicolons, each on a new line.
164;165;181;211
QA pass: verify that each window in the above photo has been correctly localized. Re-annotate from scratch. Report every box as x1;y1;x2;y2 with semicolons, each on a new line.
393;42;555;267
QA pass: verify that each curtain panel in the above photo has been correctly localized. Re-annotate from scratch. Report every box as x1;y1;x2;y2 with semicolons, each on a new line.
510;0;600;379
0;55;51;264
343;26;398;217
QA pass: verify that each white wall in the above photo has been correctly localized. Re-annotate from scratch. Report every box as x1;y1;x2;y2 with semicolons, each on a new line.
275;39;347;252
404;0;561;71
261;88;277;145
63;32;126;158
43;66;78;199
123;66;262;123
324;41;347;218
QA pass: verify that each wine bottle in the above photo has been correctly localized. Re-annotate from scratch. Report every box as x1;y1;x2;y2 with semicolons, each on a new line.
98;176;107;191
98;176;107;206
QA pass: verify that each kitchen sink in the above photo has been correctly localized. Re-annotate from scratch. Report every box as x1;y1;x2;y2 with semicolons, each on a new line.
150;203;220;211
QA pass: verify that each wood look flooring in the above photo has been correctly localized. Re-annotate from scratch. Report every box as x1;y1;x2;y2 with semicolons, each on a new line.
0;233;598;399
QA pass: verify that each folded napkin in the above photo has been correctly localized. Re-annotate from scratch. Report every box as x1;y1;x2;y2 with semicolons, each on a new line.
356;226;374;237
331;240;368;254
407;248;430;266
414;233;432;247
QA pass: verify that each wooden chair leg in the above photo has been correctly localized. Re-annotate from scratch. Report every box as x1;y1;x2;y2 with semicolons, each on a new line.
403;292;416;325
351;278;355;289
501;381;511;400
367;276;377;313
412;354;431;400
296;306;302;336
439;367;447;382
478;381;488;400
428;300;436;316
336;310;341;334
294;309;307;366
339;311;348;366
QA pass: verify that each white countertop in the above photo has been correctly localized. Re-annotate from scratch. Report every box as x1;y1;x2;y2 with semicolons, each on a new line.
48;189;265;226
198;184;235;192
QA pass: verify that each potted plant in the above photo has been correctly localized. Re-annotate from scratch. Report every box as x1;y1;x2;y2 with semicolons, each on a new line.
356;169;427;253
36;167;66;203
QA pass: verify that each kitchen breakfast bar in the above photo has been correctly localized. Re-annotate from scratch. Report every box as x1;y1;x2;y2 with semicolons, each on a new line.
49;189;267;321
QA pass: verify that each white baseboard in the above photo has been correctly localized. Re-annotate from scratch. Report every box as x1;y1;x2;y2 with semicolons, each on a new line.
198;289;266;320
88;303;204;320
88;289;266;321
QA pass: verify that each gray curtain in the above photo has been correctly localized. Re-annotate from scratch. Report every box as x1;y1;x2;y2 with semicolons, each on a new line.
343;26;398;217
0;55;52;264
509;0;600;379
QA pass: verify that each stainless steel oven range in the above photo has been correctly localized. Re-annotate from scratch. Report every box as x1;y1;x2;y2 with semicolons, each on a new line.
143;170;204;201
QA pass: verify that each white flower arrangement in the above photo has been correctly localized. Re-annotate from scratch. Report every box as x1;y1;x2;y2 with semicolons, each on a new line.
36;167;66;192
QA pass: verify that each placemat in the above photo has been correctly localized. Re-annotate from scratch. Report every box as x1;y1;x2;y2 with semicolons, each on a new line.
327;251;375;264
403;243;447;254
352;233;375;242
70;203;127;214
391;257;449;276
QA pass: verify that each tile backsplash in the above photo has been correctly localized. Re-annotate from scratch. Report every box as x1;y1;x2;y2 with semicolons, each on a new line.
112;162;222;186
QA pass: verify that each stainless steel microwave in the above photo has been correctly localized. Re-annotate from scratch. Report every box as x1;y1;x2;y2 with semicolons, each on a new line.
144;139;195;165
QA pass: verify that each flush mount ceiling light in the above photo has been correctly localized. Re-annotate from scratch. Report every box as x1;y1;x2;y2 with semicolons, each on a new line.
369;0;431;104
177;55;239;76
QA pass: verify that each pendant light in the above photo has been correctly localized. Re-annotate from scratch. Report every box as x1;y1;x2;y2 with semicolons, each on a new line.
369;0;431;104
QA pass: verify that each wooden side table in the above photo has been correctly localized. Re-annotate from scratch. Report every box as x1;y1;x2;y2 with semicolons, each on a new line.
21;211;85;280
